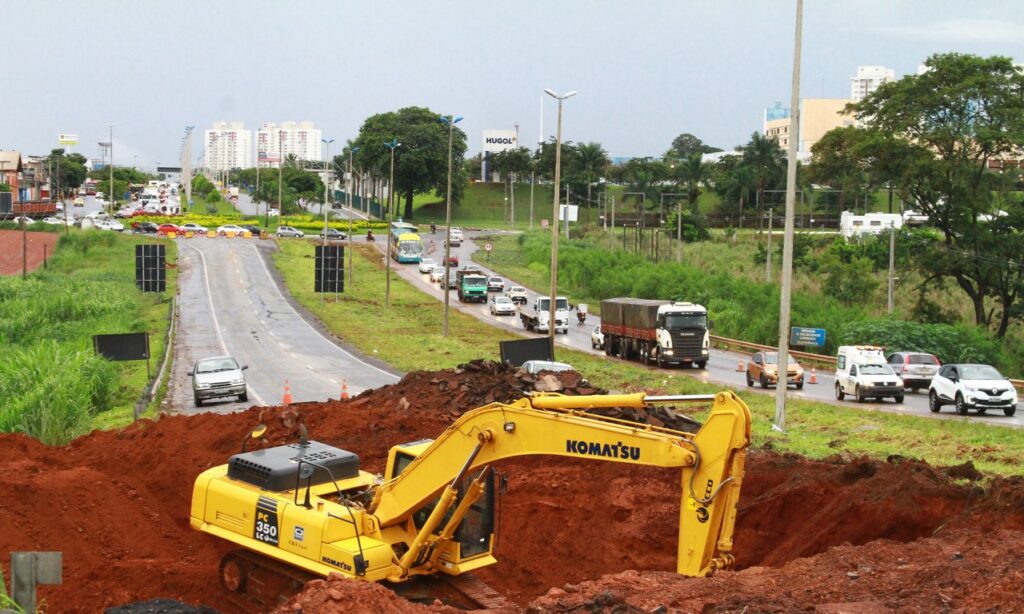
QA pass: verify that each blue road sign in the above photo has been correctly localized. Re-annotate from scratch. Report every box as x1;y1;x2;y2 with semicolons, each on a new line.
790;327;826;347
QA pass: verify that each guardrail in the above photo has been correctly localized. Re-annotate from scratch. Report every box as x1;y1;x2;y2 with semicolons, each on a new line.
711;334;1024;392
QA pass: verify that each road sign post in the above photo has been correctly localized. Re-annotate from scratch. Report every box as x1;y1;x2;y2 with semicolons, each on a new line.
484;242;492;261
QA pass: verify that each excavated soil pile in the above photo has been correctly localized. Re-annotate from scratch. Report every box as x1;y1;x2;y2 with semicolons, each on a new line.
1;362;1022;613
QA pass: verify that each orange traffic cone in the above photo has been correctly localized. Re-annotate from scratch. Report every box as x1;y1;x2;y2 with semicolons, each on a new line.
809;368;818;384
283;380;293;406
736;360;745;372
340;378;349;400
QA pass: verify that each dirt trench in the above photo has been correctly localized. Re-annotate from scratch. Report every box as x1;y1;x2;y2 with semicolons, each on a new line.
1;361;1022;613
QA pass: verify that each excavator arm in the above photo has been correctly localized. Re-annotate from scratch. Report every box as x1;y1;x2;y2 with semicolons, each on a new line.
369;391;751;577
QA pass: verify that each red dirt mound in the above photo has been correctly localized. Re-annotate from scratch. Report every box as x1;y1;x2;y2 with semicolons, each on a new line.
1;363;1022;612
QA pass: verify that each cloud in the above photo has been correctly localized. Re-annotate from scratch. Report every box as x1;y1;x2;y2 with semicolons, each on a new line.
880;18;1022;44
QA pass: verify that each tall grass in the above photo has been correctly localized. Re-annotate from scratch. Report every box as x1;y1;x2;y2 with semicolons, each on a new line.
0;231;174;444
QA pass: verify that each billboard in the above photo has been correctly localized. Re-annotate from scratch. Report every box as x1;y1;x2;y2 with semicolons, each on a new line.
58;134;79;145
481;130;518;153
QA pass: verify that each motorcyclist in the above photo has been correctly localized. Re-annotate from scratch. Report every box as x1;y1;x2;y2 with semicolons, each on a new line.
430;223;437;234
366;230;375;242
577;310;587;325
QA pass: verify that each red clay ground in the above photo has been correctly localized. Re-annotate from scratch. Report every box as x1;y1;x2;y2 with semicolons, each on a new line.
1;363;1022;613
0;229;59;275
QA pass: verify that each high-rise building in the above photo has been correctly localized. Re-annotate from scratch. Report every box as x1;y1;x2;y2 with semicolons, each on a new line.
850;66;895;102
256;121;322;168
203;122;252;172
763;99;855;154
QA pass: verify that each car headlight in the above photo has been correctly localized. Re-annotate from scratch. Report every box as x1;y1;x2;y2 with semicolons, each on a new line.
196;383;211;390
966;386;980;392
231;379;245;386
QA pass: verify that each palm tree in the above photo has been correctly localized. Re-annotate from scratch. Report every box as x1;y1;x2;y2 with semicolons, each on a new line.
575;142;610;209
680;152;706;213
740;132;786;231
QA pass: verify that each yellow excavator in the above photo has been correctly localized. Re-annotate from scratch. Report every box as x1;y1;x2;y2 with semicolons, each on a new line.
190;391;751;603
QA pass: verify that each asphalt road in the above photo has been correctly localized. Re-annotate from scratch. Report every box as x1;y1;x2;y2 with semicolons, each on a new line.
234;193;369;221
166;237;399;414
377;229;1024;429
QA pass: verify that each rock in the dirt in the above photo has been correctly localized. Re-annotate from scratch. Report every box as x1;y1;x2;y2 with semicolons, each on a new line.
534;374;565;392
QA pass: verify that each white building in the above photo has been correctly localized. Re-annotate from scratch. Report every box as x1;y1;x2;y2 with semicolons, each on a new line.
850;66;895;102
203;122;252;172
256;121;322;168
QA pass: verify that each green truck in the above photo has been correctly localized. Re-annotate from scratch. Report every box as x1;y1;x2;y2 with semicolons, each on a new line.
456;266;488;303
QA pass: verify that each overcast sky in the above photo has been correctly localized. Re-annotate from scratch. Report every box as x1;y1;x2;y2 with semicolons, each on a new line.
3;1;1022;168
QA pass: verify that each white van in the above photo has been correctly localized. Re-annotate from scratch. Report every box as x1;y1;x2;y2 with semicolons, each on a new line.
448;227;463;246
835;345;904;403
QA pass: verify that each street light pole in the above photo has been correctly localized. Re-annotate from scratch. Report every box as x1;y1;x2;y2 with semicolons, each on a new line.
321;138;334;306
278;130;284;219
384;138;401;309
887;222;896;314
544;88;576;360
439;115;463;337
773;0;804;432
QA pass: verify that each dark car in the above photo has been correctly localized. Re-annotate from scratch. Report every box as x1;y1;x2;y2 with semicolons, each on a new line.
319;227;347;240
241;224;263;236
132;221;159;234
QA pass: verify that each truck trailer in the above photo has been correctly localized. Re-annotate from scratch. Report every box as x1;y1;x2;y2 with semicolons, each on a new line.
601;298;710;368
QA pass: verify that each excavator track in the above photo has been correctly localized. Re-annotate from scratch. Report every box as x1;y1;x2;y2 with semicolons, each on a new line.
441;572;518;611
219;549;316;611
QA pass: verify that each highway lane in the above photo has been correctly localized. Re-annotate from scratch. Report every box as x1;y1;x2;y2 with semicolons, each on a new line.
167;237;400;414
378;229;1023;428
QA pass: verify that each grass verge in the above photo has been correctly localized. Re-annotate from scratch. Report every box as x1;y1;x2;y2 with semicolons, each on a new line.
272;240;1024;476
0;230;176;443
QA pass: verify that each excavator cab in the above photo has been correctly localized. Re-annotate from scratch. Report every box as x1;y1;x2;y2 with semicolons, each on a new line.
386;439;497;570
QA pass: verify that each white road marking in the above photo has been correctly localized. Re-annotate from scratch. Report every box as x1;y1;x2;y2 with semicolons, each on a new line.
246;242;399;382
186;245;267;406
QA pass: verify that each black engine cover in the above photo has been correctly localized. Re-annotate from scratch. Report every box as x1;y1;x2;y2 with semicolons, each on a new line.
227;441;360;491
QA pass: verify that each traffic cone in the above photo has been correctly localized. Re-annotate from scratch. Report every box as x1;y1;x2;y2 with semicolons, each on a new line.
340;378;349;400
736;360;745;372
283;380;293;406
809;368;818;384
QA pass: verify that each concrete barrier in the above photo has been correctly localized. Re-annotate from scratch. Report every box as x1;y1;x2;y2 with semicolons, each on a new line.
207;230;217;238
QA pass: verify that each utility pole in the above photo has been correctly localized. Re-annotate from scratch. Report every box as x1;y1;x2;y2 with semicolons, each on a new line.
545;89;576;360
348;146;360;287
773;0;803;432
887;222;896;314
529;171;535;230
278;131;284;218
766;209;773;282
384;139;401;310
107;124;115;214
511;121;518;229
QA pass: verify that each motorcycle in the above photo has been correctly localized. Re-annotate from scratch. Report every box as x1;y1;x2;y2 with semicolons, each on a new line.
366;230;375;242
577;303;588;326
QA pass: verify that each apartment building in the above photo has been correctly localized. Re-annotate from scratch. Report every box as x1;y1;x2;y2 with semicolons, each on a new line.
204;122;252;172
256;121;322;168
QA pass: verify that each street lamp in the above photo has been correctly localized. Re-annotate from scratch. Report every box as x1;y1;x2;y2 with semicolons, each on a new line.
544;89;575;359
383;138;401;309
439;114;463;337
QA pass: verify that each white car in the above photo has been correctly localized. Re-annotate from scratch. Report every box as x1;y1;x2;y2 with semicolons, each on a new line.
276;225;304;238
591;325;604;349
418;258;438;274
95;219;124;231
180;223;208;234
489;295;516;316
267;208;281;217
429;266;446;284
506;286;528;305
10;216;36;225
929;364;1017;417
835;363;904;403
448;227;463;246
217;224;245;236
41;216;68;225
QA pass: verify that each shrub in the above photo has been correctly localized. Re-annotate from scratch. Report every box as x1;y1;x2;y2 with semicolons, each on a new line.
837;319;1006;368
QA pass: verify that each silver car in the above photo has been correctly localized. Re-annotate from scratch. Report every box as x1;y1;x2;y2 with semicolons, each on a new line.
189;356;248;406
276;225;305;238
490;295;517;316
521;360;574;375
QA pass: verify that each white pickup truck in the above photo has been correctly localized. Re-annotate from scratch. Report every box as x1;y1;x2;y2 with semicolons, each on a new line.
520;296;569;334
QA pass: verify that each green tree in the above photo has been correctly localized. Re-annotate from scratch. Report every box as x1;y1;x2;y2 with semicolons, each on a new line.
739;132;787;230
814;53;1024;336
352;106;467;219
666;132;722;161
819;252;880;305
570;142;610;209
48;149;88;197
678;152;707;213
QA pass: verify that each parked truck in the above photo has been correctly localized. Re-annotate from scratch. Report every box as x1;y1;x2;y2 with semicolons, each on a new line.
455;266;489;303
601;298;710;368
521;296;570;334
